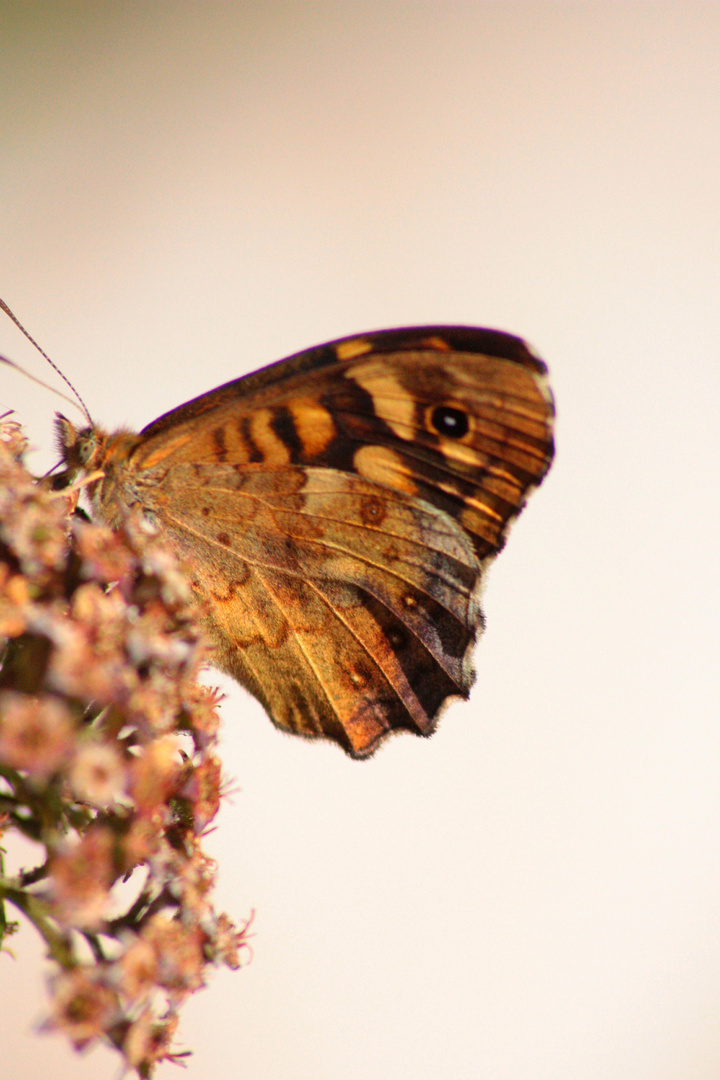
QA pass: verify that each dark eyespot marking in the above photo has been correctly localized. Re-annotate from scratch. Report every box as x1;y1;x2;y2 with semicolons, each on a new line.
430;405;470;439
359;495;386;526
217;532;231;547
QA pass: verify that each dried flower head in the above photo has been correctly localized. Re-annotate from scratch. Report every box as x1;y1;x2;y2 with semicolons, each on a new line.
45;966;122;1050
68;739;127;807
0;420;250;1076
0;691;73;779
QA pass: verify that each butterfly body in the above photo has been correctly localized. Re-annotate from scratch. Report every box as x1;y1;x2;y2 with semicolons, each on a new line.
57;327;554;757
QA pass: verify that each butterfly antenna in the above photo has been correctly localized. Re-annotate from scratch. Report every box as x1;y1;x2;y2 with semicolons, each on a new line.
0;297;92;424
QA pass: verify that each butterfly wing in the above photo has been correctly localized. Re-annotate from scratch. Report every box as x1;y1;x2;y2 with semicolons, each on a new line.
113;327;555;756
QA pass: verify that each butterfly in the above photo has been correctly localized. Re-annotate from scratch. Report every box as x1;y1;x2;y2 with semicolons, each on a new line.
55;326;554;758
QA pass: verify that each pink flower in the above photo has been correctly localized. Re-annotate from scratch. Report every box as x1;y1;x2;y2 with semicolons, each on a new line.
69;741;127;807
47;826;117;929
0;692;74;780
46;967;120;1050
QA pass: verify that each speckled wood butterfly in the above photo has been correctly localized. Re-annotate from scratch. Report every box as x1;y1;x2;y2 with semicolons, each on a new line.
17;316;556;757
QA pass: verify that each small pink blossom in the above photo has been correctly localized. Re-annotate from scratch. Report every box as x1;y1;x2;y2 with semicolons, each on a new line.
0;692;74;779
68;740;127;807
46;967;121;1050
47;826;117;928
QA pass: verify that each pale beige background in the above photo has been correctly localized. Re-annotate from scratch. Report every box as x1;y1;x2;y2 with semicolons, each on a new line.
1;4;719;1079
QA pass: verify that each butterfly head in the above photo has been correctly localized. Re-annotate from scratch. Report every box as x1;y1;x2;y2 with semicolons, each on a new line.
54;414;109;478
53;414;145;527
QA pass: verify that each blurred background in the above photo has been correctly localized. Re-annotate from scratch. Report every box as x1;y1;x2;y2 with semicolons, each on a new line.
1;4;719;1078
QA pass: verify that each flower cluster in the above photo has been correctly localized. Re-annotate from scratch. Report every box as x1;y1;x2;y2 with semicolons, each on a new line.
0;419;251;1077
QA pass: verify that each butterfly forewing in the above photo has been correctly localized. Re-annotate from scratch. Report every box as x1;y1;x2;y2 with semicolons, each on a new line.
60;327;554;757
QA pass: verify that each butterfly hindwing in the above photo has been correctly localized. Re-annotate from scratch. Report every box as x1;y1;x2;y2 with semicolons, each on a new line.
144;462;481;755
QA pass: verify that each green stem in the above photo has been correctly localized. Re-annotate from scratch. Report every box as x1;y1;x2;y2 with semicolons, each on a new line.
82;930;106;962
18;862;48;887
0;877;75;967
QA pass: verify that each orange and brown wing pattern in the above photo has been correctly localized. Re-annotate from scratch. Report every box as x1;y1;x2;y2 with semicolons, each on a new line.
145;464;480;756
59;327;554;756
